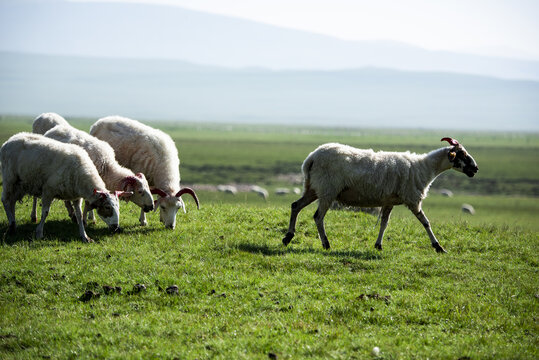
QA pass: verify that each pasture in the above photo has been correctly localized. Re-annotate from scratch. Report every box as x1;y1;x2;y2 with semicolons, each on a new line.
0;116;538;358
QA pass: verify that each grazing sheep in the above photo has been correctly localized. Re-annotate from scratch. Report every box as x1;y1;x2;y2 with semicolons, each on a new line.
275;188;291;195
90;116;199;229
217;185;238;195
41;125;154;225
31;113;71;221
250;185;269;200
440;189;454;197
32;112;70;135
1;133;124;242
282;137;478;253
461;203;476;215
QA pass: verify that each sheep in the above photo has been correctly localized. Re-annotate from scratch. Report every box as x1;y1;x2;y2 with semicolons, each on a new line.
275;188;291;195
217;185;238;195
32;112;70;135
0;133;125;242
461;203;476;215
89;116;199;229
250;185;269;200
40;125;154;225
440;189;454;197
282;137;478;253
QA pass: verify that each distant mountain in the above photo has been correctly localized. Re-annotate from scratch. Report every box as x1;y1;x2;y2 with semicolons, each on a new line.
1;52;538;131
1;0;539;80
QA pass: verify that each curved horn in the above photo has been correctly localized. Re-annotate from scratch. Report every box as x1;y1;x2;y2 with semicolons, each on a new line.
123;176;138;188
441;137;459;146
115;190;133;199
175;187;200;209
151;188;168;198
93;189;108;199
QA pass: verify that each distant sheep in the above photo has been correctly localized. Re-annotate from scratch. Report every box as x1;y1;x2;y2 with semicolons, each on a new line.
440;189;454;197
41;125;154;225
250;185;269;200
275;188;291;195
282;138;478;253
90;116;199;229
1;133;123;242
218;185;238;195
461;203;476;215
32;112;69;135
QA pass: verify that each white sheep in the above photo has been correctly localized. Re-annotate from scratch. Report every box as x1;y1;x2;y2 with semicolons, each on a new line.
90;116;199;229
217;185;238;195
32;112;70;135
461;203;476;215
250;185;269;200
282;137;478;253
1;133;125;242
31;113;71;221
41;125;154;225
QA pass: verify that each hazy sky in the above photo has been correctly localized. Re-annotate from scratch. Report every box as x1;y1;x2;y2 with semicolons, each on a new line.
71;0;539;60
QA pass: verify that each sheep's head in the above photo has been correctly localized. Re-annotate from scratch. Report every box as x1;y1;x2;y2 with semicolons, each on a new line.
152;187;200;229
122;173;154;212
441;137;478;177
88;189;128;231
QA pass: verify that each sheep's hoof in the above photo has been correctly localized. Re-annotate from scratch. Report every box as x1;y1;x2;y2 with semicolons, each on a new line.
7;223;16;235
375;243;382;251
82;236;94;243
30;215;37;223
140;220;148;227
433;243;447;253
322;241;331;250
282;232;294;246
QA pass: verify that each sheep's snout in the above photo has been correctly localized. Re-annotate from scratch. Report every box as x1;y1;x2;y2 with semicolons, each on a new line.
108;223;120;232
143;204;154;212
464;165;478;177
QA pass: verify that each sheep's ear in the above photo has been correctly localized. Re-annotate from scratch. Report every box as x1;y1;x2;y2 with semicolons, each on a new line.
448;151;457;162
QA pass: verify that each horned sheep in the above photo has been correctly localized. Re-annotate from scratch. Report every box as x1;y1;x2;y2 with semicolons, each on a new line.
282;138;478;253
41;125;154;224
90;116;199;229
1;133;123;242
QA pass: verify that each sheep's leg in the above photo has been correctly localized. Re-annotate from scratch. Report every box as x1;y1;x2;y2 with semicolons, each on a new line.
73;199;93;243
413;209;447;253
35;196;53;239
282;188;317;246
3;197;17;235
31;196;39;223
81;201;94;226
139;208;148;226
314;199;332;250
64;201;77;223
374;206;393;250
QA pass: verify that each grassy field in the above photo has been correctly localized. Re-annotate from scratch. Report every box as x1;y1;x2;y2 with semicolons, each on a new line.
0;116;538;358
0;197;537;359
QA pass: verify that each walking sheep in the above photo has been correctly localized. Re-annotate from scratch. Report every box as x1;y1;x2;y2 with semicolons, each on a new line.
90;116;199;229
1;133;125;242
41;125;154;225
282;138;478;253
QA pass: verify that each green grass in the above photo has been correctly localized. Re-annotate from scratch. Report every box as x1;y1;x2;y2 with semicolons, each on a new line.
0;116;538;358
1;116;539;195
1;195;538;359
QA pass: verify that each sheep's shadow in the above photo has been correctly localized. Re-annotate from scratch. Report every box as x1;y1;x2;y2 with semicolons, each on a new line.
236;242;382;260
0;219;116;245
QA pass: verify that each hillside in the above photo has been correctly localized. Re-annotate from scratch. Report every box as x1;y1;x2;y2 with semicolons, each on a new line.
1;52;538;130
1;0;538;79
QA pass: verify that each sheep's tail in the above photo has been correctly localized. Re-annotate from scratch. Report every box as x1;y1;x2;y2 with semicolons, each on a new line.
301;155;315;192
